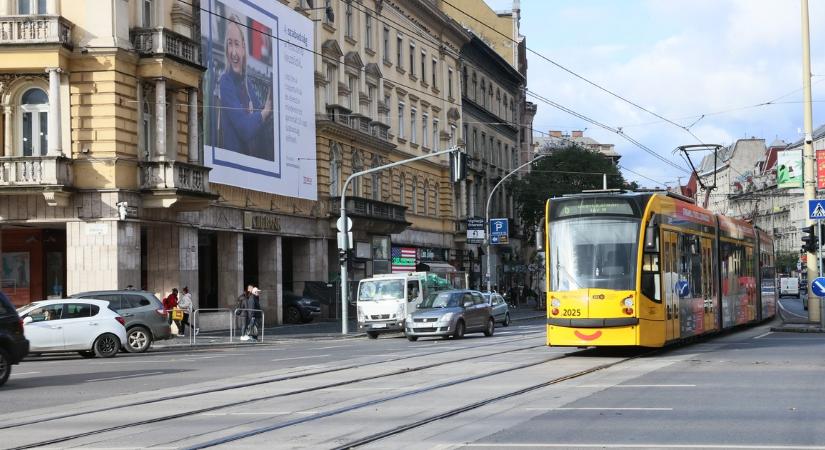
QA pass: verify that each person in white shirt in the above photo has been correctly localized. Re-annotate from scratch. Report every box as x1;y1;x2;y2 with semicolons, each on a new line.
177;287;194;337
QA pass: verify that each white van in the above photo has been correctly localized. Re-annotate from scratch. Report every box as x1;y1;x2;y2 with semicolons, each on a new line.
779;277;800;297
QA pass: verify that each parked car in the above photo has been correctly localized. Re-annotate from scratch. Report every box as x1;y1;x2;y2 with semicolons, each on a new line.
482;292;511;327
17;299;127;358
404;289;494;341
72;290;172;353
283;293;322;324
0;291;29;387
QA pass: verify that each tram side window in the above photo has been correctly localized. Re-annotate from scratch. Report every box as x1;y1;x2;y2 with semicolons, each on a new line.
721;242;745;296
641;224;660;302
677;233;703;298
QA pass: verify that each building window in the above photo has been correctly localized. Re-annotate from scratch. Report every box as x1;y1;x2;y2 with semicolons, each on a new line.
383;93;391;124
432;119;439;152
447;68;454;98
19;87;49;157
432;59;438;87
330;144;342;196
462;67;468;97
399;175;406;206
396;35;403;67
480;81;486;108
348;76;357;110
410;108;417;144
371;159;381;200
368;85;377;118
497;141;502;166
422;113;429;148
352;151;363;197
365;13;373;49
409;43;415;77
481;132;487;161
324;0;333;24
472;72;478;100
325;64;337;105
421;50;426;83
472;129;478;158
345;2;353;38
383;27;390;63
462;124;468;153
397;102;405;139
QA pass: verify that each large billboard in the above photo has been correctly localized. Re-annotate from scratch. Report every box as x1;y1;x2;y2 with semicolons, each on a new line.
777;149;803;189
201;0;316;200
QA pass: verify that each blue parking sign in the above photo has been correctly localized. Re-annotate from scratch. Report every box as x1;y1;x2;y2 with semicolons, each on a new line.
490;218;509;245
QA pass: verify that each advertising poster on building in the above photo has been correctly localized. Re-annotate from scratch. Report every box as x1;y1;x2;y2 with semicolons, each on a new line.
817;149;825;190
391;247;417;273
777;149;803;189
201;0;317;200
1;252;30;305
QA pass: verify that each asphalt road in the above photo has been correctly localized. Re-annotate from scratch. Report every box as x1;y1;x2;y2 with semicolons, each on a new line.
3;316;825;449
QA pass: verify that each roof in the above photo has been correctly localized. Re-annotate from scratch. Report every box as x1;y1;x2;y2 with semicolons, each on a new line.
789;122;825;148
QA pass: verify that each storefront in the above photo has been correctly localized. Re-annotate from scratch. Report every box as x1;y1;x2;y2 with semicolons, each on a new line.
1;228;66;307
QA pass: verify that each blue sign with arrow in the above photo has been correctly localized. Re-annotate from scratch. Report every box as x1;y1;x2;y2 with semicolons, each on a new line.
809;199;825;220
811;277;825;297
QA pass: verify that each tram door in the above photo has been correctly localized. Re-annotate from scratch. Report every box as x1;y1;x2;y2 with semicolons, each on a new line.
662;230;680;342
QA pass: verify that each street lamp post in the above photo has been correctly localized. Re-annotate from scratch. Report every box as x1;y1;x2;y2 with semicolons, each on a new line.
339;146;461;335
485;153;550;293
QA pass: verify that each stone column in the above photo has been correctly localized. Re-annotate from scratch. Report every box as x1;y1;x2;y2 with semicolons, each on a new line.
155;78;167;160
460;178;468;218
217;231;243;309
258;236;282;325
188;88;199;163
292;238;328;296
46;67;62;156
145;224;198;304
2;106;11;157
66;220;140;294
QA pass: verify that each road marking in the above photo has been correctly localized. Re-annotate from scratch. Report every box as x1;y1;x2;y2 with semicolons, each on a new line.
270;355;330;362
754;332;773;339
321;387;412;391
12;371;40;376
526;407;673;411
464;445;825;449
310;345;355;350
575;384;695;388
201;412;292;416
86;371;165;382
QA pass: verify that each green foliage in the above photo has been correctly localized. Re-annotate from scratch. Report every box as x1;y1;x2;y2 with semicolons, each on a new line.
775;251;799;274
509;145;629;239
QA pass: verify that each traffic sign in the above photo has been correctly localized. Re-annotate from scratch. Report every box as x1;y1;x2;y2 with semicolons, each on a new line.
467;217;485;243
808;199;825;219
812;277;825;297
336;216;353;232
490;218;509;245
337;231;353;250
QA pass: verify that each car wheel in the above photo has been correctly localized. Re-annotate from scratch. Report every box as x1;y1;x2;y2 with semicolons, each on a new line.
0;347;11;387
126;326;152;353
78;351;95;359
502;313;511;327
453;320;465;339
483;318;495;337
407;335;418;342
93;333;120;358
285;306;302;324
367;331;379;339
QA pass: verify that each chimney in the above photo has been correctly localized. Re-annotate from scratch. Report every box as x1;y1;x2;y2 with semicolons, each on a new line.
571;130;583;138
549;130;562;137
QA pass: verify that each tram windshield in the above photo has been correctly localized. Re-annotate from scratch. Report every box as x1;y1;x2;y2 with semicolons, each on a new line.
549;217;639;291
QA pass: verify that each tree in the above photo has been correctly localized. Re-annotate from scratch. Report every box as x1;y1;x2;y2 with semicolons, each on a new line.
509;145;629;241
775;251;799;275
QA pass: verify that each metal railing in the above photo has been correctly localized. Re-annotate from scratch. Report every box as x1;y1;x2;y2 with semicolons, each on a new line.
191;308;234;345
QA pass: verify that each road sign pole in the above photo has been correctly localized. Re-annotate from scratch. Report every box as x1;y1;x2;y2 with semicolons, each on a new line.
802;0;821;325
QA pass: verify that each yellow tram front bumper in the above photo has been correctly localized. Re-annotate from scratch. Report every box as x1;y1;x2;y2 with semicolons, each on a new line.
547;317;640;346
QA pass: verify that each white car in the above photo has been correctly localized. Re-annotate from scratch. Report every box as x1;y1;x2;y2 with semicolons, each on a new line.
17;299;127;358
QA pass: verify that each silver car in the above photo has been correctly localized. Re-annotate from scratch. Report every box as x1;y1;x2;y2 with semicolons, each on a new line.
405;290;495;341
482;292;511;327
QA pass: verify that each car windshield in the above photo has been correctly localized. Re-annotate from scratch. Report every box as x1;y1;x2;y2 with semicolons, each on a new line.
419;292;460;308
358;279;405;301
549;217;639;291
17;302;40;314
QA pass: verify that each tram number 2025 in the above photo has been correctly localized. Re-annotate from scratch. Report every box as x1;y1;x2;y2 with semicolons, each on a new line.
561;308;581;317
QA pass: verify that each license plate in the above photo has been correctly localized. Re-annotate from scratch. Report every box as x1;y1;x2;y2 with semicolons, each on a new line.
372;323;387;328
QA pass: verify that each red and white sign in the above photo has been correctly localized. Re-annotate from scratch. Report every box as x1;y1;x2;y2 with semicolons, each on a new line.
816;149;825;190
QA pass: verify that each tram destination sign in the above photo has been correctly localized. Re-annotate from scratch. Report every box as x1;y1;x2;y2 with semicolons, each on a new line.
555;198;634;218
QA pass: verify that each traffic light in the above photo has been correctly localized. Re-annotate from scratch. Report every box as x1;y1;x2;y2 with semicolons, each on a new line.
338;249;348;264
801;225;818;253
450;150;467;183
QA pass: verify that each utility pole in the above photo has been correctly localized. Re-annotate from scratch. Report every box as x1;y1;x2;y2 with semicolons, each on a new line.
801;0;821;324
338;147;461;335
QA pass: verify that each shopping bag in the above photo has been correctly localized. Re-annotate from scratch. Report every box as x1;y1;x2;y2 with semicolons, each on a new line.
171;309;183;321
170;322;179;335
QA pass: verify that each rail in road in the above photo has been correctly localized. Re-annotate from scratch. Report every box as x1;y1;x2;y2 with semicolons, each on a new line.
3;331;659;449
3;333;545;448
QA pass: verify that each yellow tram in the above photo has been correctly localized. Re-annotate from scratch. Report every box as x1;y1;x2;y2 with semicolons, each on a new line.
545;191;776;347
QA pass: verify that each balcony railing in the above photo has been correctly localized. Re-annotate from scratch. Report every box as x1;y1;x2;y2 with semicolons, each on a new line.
140;160;211;194
0;15;73;47
323;106;390;142
130;27;201;67
330;196;407;222
0;156;72;187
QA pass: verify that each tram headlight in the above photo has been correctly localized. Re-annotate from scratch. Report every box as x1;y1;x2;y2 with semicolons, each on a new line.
622;296;634;315
550;298;561;308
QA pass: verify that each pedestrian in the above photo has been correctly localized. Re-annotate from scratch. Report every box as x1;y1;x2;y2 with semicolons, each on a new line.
236;285;252;334
163;288;179;325
241;287;262;342
177;287;193;337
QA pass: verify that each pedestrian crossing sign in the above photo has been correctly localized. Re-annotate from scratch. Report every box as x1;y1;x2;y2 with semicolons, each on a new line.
809;199;825;219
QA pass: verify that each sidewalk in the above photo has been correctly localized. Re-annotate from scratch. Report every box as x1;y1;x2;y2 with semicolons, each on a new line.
770;296;825;333
152;307;546;350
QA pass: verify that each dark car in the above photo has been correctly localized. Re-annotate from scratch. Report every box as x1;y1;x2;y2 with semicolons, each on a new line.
0;291;29;386
283;293;322;324
72;290;172;353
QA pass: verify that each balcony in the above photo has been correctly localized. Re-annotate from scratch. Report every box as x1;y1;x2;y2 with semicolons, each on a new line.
0;156;73;206
130;27;201;68
330;196;409;234
0;15;73;47
320;105;391;144
139;160;217;210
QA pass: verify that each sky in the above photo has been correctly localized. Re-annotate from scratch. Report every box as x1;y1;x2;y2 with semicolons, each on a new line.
485;0;825;189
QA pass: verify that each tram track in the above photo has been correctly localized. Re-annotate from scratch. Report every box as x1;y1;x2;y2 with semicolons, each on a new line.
6;334;549;450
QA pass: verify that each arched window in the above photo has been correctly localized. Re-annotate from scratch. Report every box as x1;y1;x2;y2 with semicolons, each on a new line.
461;67;468;97
351;150;363;197
20;87;49;157
480;80;486;108
330;143;342;196
471;72;478;100
411;176;418;214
